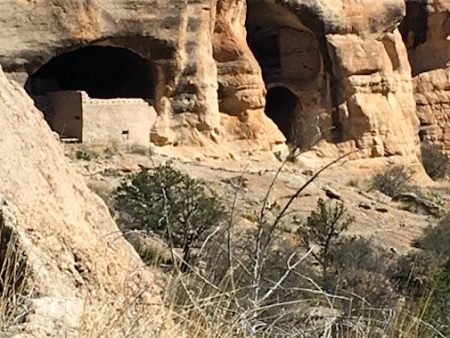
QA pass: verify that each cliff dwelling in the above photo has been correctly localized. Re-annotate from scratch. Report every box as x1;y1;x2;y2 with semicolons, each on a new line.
246;0;331;148
25;46;158;144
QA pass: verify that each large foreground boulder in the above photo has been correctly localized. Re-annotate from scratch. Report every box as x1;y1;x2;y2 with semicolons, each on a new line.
0;67;164;336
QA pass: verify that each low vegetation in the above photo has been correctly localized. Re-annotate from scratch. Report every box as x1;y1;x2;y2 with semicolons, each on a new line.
106;161;450;337
0;214;32;336
296;198;354;284
371;165;413;197
2;144;448;336
112;163;228;271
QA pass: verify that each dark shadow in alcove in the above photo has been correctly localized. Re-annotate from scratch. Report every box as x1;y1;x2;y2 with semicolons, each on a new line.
25;46;158;100
246;25;281;84
245;0;346;145
265;87;299;143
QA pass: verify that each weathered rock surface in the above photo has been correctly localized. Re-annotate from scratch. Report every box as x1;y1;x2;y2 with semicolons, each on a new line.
233;0;420;157
0;67;163;336
400;0;450;151
0;0;425;158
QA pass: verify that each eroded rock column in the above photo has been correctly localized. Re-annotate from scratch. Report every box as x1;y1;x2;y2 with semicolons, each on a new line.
328;29;420;157
400;0;450;151
213;0;285;149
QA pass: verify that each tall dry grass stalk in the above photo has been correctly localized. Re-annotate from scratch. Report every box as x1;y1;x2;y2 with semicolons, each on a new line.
0;212;32;336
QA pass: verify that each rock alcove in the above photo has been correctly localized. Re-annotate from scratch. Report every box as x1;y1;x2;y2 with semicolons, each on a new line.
245;0;326;148
26;46;158;101
25;45;158;143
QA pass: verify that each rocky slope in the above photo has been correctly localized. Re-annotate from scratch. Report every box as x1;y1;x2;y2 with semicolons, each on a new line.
0;66;165;337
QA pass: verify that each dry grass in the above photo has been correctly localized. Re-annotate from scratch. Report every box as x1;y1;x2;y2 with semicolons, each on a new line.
149;152;446;338
0;215;33;336
123;143;152;156
56;149;449;337
158;267;446;338
77;296;177;338
66;141;153;162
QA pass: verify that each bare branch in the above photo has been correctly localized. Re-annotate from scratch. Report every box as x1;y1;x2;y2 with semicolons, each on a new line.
258;247;314;304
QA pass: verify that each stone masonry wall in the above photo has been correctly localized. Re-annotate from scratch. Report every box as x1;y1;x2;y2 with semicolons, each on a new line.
81;92;157;145
48;91;156;145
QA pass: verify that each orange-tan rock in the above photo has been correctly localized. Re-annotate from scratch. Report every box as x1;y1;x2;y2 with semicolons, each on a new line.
0;0;425;158
0;66;164;337
400;0;450;151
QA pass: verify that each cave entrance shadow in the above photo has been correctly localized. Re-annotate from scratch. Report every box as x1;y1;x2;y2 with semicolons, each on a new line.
265;86;299;144
25;45;158;100
25;45;159;142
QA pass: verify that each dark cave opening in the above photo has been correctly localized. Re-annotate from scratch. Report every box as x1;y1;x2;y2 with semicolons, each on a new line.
26;46;158;100
399;1;428;50
265;87;299;143
246;26;281;84
246;22;300;143
245;2;316;146
245;0;347;147
245;23;296;143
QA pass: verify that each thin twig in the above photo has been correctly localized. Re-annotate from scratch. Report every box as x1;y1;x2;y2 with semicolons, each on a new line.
258;247;314;304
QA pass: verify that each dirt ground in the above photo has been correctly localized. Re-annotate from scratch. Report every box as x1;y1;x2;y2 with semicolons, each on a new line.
65;143;450;255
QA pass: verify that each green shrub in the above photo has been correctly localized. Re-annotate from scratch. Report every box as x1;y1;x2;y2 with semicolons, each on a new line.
394;251;450;337
393;213;450;336
421;143;450;180
331;237;388;274
296;198;354;284
295;202;398;309
422;266;450;336
371;165;412;197
75;148;96;161
416;213;450;257
391;250;445;298
328;237;395;309
125;143;152;156
113;163;228;270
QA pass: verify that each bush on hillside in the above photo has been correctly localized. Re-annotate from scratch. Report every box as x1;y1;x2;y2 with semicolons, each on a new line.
371;165;412;197
391;250;445;298
113;163;228;270
416;213;450;257
392;213;450;336
108;159;450;337
330;237;395;308
296;198;354;284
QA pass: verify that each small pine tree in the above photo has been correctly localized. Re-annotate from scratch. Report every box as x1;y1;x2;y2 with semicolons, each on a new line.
113;163;228;271
296;198;354;284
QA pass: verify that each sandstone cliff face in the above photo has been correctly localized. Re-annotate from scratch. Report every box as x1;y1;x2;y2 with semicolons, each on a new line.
243;0;419;157
400;0;450;151
0;66;162;336
0;0;205;145
0;0;425;158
